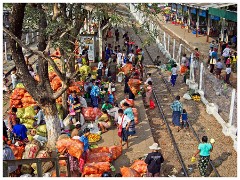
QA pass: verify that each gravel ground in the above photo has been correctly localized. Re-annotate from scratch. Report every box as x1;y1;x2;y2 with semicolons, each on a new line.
124;22;237;177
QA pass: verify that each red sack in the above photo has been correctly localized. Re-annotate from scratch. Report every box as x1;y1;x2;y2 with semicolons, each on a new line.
82;164;99;175
86;152;112;163
122;64;133;75
120;167;141;177
130;160;147;175
84;174;102;177
109;145;122;160
90;147;110;153
83;162;110;175
150;100;155;109
180;65;187;74
49;72;57;81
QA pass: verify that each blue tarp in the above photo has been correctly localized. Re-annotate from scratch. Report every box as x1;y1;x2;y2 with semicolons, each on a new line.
191;8;196;14
199;10;206;17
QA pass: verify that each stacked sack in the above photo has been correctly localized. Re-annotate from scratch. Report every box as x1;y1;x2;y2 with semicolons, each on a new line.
21;92;37;107
82;107;102;121
128;78;142;96
82;145;122;177
79;65;91;81
10;88;26;108
121;63;133;75
31;150;53;175
20;106;36;129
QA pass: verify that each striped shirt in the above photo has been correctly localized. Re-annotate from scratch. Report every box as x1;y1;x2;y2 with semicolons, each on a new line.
170;100;183;113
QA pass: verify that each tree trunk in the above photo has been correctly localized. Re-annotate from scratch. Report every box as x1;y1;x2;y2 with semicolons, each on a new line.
62;92;68;118
42;103;61;150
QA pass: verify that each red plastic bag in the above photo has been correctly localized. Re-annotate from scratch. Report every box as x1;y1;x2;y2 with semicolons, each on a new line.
86;152;112;163
150;99;155;109
130;160;147;175
109;145;122;160
120;167;141;177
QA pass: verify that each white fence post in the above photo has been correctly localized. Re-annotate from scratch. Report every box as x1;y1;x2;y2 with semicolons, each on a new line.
4;42;7;61
168;35;170;52
228;89;236;126
199;62;204;90
173;39;176;59
163;32;166;50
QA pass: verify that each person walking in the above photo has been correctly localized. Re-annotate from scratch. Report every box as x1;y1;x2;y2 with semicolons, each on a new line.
215;58;223;79
123;103;136;136
67;91;81;122
209;53;217;74
222;45;231;64
90;81;100;108
108;59;117;81
170;64;178;87
115;29;119;43
225;65;231;84
11;70;18;89
170;95;183;132
117;109;131;148
97;60;104;79
193;136;214;177
145;143;164;177
181;109;188;129
144;81;153;107
231;52;237;73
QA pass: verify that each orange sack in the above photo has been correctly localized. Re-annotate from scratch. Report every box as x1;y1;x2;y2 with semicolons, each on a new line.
90;147;110;153
120;167;141;177
86;152;112;163
83;162;110;175
109;145;122;160
130;160;147;175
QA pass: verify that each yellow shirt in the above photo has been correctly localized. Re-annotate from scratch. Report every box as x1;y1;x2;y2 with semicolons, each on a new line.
232;56;237;62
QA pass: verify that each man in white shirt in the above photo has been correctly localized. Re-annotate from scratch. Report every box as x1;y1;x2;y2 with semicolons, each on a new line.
79;95;87;108
128;50;135;63
97;60;103;79
117;109;131;148
117;51;123;66
11;70;18;89
225;65;231;84
145;73;152;84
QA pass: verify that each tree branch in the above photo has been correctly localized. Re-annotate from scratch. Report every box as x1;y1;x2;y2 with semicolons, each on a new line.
3;26;66;82
52;71;79;99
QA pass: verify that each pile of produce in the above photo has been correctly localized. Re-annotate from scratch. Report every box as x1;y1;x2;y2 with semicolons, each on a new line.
82;107;102;121
79;65;91;81
121;63;133;75
191;93;201;102
10;88;27;108
82;162;111;176
19;106;36;129
56;138;84;159
88;134;101;143
128;78;142;96
130;160;147;176
120;167;141;177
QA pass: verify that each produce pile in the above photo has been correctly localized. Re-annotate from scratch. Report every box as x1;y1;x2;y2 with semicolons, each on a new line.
191;93;201;102
120;160;147;177
128;78;142;96
82;145;122;177
88;134;101;143
81;107;103;121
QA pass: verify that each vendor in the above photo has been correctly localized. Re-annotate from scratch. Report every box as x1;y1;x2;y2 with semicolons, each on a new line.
12;118;28;142
79;128;91;156
97;110;111;133
33;106;45;128
101;101;113;111
71;124;83;138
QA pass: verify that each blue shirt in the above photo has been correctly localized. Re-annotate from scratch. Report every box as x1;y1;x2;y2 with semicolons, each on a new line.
124;107;134;121
198;143;212;156
79;135;89;152
181;113;188;121
211;51;218;59
12;124;27;140
90;85;100;97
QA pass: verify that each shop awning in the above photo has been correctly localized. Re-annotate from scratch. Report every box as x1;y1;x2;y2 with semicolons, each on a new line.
208;7;237;22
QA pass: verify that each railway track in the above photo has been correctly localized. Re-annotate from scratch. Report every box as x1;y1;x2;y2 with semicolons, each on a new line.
126;26;220;177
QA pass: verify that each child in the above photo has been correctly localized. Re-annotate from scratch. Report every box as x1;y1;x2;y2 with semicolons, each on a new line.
181;109;188;129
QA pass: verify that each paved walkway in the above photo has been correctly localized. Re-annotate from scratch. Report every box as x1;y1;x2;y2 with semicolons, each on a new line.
155;14;237;88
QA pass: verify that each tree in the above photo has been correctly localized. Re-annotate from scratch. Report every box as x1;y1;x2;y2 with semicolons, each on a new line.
4;3;157;150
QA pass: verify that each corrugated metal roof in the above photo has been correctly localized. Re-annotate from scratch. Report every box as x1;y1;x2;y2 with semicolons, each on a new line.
180;3;236;10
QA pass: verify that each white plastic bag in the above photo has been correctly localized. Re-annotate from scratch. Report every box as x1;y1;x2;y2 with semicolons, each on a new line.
168;76;171;82
183;93;192;100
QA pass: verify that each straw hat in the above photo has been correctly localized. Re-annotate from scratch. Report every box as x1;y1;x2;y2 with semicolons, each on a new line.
149;143;161;150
